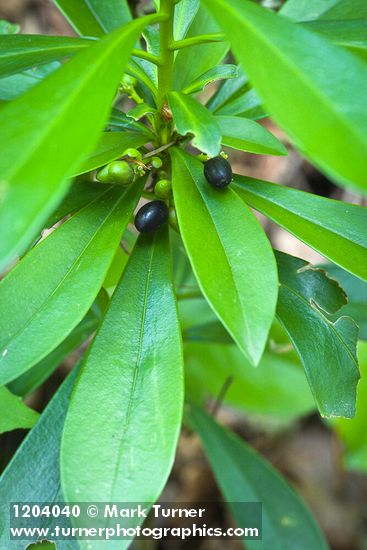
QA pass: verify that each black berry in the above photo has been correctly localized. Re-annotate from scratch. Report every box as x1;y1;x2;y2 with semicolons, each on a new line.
204;156;232;188
134;200;169;233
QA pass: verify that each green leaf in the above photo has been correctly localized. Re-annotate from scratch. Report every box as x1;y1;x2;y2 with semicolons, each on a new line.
217;115;287;156
170;149;278;365
280;0;367;21
0;386;39;433
127;102;157;121
0;62;59;101
333;342;367;471
74;131;147;176
61;230;183;512
168;92;221;156
202;0;367;193
52;0;131;37
8;303;102;397
0;367;80;549
0;35;90;79
108;107;155;137
0;15;155;272
173;5;229;91
189;407;328;550
185;342;314;418
45;179;105;228
276;251;360;418
174;0;200;41
0;183;143;385
183;64;238;95
233;175;367;281
303;20;367;59
321;264;367;340
0;19;20;34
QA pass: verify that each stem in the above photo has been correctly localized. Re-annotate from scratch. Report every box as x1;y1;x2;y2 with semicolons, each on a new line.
169;33;226;51
132;49;163;67
157;0;175;109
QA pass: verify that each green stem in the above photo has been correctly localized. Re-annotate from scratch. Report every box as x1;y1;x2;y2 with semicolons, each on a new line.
132;49;163;67
157;0;176;110
169;33;226;51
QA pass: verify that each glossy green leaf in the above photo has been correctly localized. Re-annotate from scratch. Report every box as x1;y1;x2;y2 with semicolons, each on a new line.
52;0;131;37
0;183;143;385
185;342;314;417
183;64;238;95
174;0;200;40
321;264;367;340
127;102;157;121
303;20;367;58
202;0;367;193
0;367;80;550
45;180;105;228
108;107;155;137
0;20;20;35
233;175;367;281
280;0;367;21
0;62;59;101
0;387;39;433
189;407;328;550
0;35;89;79
217;116;287;156
74;131;147;176
173;5;229;91
126;59;158;99
8;304;101;397
61;230;183;515
168;92;221;156
207;69;266;120
333;342;367;471
0;15;155;271
276;251;360;418
170;149;278;365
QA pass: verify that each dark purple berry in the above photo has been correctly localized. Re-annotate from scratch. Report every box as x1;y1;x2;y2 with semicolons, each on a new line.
204;156;232;188
134;200;169;233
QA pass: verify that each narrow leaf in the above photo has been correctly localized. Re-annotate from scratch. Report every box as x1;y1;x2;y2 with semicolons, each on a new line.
174;0;200;41
183;64;238;95
0;35;90;79
0;183;143;385
233;175;367;281
0;387;39;433
170;149;278;365
189;407;328;550
52;0;131;37
74;131;147;176
217;115;287;156
168;92;221;156
276;251;360;418
202;0;367;193
173;5;228;91
8;305;101;397
303;20;367;58
0;368;80;549
0;62;59;101
61;230;183;514
108;107;155;137
0;15;155;272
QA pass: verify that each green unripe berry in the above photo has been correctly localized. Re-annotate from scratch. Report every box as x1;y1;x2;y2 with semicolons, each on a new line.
151;156;163;169
120;74;137;88
155;179;172;199
123;148;142;160
96;161;134;186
